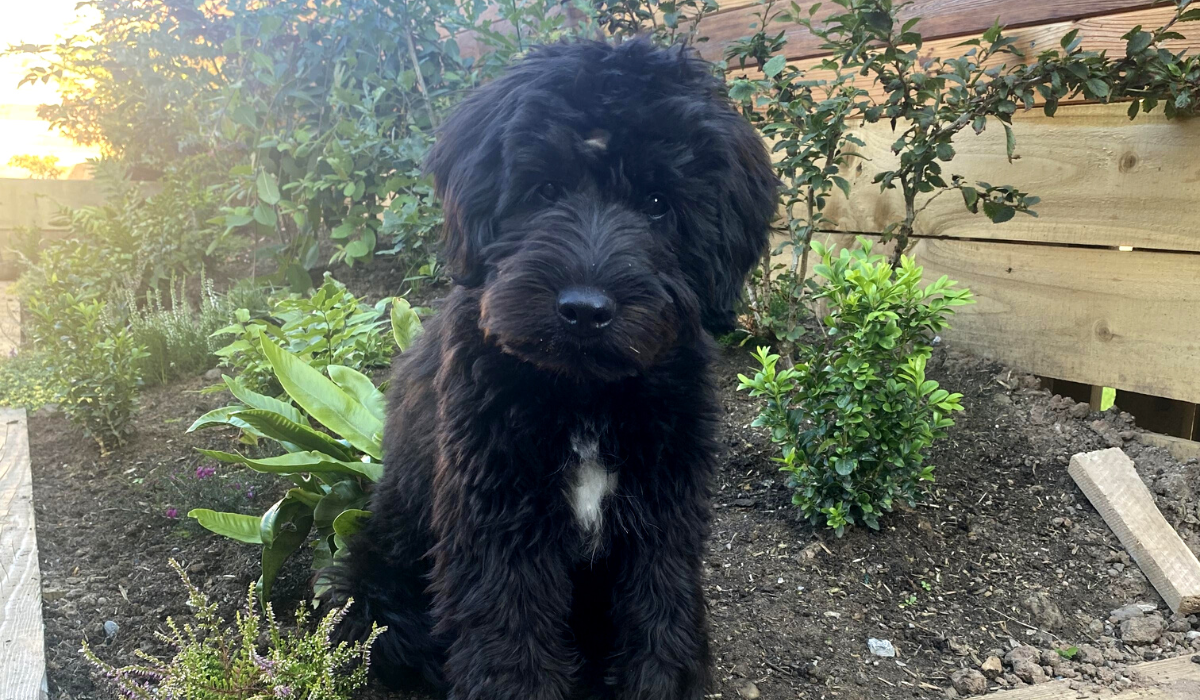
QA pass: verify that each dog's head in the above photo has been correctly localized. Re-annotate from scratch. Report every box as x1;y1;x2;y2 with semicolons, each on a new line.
427;40;777;381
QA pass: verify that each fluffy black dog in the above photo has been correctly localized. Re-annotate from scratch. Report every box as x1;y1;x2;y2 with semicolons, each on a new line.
328;39;776;700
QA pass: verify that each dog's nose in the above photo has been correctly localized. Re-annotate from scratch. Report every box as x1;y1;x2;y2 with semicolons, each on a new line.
557;288;615;336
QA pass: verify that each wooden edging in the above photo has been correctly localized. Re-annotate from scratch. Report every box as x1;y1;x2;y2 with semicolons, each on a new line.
0;408;48;700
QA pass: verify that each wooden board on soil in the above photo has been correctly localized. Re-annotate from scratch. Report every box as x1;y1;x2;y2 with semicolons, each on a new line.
0;408;48;700
996;654;1200;698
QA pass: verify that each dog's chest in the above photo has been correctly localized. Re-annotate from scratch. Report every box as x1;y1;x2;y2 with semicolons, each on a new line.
567;430;617;542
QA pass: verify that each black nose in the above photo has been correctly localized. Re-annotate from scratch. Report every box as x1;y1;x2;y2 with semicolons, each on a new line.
557;288;615;336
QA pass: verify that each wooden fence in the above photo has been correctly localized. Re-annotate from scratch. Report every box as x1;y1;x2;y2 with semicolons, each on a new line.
701;1;1200;430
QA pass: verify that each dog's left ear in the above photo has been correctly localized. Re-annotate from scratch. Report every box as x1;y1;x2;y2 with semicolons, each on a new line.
701;110;779;335
425;80;511;286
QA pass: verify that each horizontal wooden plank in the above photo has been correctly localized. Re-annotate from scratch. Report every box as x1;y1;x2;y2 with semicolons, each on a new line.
1069;448;1200;615
911;239;1200;404
701;0;1160;63
0;408;48;700
1138;432;1200;462
727;6;1199;107
818;102;1200;252
995;654;1200;699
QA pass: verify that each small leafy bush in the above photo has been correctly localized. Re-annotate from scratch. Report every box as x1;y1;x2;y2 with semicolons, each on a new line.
213;274;403;393
26;292;147;453
83;559;383;700
738;239;972;534
188;303;420;597
0;350;59;410
122;273;230;386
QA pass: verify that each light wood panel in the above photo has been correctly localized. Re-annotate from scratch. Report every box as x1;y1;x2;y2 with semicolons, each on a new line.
1070;448;1200;614
818;102;1200;252
700;0;1161;63
0;409;48;700
727;6;1200;107
996;654;1200;699
911;239;1200;404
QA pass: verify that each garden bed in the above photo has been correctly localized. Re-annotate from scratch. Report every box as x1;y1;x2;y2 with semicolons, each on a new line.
31;344;1200;699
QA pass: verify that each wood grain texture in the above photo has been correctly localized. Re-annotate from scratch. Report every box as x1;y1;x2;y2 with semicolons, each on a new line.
1138;433;1200;462
995;654;1200;699
819;102;1200;252
910;239;1200;404
701;0;1161;63
1069;448;1200;615
0;409;48;700
727;6;1200;107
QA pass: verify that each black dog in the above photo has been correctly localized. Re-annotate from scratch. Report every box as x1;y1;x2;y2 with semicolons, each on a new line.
328;39;776;700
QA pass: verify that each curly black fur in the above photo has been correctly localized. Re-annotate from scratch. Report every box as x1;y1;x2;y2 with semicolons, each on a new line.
325;39;777;700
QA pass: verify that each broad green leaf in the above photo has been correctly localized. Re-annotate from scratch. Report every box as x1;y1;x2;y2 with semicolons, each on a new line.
391;298;423;352
259;494;313;600
198;449;383;481
223;375;307;426
333;509;372;539
256;170;281;205
235;409;356;461
328;365;386;423
763;54;786;78
189;509;262;544
313;480;368;528
259;338;384;459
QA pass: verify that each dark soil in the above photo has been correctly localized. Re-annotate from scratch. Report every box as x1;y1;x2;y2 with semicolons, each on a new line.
32;344;1200;699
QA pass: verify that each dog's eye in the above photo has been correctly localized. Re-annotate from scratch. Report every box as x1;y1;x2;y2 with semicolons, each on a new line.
535;182;561;203
645;192;670;220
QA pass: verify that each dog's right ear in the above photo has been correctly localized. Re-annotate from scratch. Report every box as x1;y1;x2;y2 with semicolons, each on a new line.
425;84;509;286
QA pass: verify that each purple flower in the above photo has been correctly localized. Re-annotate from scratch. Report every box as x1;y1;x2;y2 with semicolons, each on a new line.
273;686;293;698
195;465;217;480
165;507;178;519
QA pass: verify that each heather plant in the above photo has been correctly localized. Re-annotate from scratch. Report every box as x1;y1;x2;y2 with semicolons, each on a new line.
82;559;383;699
738;239;971;534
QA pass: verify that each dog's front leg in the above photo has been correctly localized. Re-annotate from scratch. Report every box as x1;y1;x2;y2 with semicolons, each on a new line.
608;523;710;700
431;499;578;700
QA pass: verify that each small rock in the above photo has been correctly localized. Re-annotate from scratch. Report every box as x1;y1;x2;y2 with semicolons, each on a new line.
1005;645;1041;666
950;668;988;696
869;638;897;658
737;681;760;699
103;620;119;639
1012;659;1047;685
1109;603;1152;622
1168;615;1191;633
203;368;224;381
1121;614;1165;645
1069;402;1091;419
1186;631;1200;641
731;498;756;508
1021;592;1064;629
41;589;65;602
1078;644;1105;665
980;656;1003;679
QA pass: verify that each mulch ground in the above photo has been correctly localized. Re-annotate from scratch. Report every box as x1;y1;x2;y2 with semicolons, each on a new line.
31;343;1200;699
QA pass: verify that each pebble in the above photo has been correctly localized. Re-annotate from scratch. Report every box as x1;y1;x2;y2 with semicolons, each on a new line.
103;620;119;639
868;638;896;658
203;368;224;381
737;681;760;699
1012;659;1047;684
1121;614;1165;645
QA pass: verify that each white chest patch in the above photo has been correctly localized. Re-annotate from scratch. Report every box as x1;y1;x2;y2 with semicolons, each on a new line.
568;435;617;535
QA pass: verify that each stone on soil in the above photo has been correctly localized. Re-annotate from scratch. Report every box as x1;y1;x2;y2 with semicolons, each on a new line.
951;668;988;696
980;656;1003;679
1121;614;1165;645
868;638;896;658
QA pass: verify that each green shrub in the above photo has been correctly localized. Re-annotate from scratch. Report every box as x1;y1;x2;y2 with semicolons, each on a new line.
122;274;230;386
188;297;420;597
213;274;404;394
0;350;59;410
738;239;972;535
82;559;383;700
26;293;147;453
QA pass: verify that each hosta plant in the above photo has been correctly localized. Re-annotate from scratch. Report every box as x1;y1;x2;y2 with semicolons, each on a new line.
82;559;383;699
738;239;972;534
188;314;419;598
